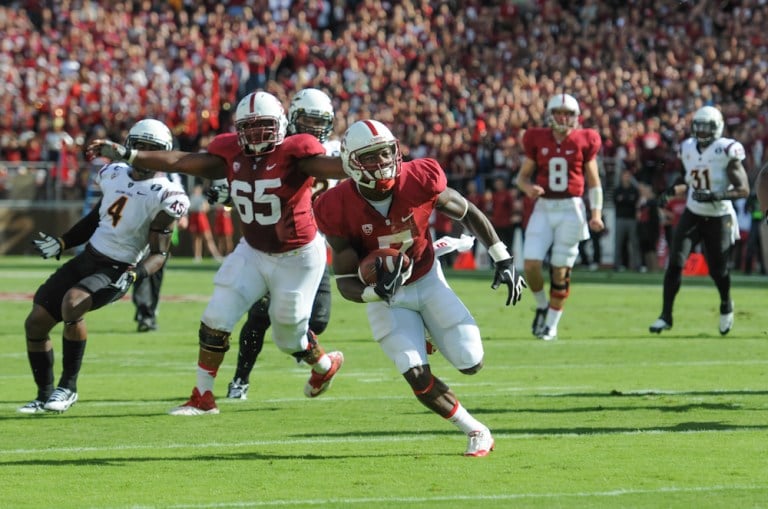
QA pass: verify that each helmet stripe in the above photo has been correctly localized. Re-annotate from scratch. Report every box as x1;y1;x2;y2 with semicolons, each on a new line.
363;119;378;136
249;93;257;113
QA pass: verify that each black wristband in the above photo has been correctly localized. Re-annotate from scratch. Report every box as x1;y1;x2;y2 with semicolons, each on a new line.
134;265;149;282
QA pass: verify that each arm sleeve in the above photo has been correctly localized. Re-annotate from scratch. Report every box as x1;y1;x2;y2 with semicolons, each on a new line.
60;200;101;248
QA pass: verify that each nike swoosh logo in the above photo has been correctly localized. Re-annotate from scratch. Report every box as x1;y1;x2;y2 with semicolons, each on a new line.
382;279;397;291
137;191;147;196
266;163;277;171
401;212;414;222
565;150;575;155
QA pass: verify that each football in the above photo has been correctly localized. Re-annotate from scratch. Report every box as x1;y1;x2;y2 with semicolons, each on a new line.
357;248;411;286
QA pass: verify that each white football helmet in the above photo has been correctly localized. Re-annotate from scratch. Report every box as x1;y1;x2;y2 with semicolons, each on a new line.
546;93;580;133
691;106;724;146
125;118;173;179
341;120;401;192
125;119;173;151
288;88;334;142
234;91;288;155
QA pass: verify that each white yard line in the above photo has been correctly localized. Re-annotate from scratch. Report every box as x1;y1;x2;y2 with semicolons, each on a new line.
102;485;767;508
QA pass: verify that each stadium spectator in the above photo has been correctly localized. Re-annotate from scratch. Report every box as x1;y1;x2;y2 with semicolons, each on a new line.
3;0;768;287
636;183;661;273
186;184;223;263
613;169;641;272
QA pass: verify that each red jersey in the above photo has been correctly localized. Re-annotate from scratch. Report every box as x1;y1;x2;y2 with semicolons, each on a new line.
522;127;601;198
207;132;325;253
665;196;687;227
314;158;447;284
490;189;514;228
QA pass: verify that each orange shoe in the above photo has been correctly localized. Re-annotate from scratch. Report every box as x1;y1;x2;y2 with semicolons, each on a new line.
304;351;344;397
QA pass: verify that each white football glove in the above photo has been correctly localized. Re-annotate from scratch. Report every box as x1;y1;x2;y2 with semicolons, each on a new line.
109;270;137;293
90;140;133;162
32;232;63;260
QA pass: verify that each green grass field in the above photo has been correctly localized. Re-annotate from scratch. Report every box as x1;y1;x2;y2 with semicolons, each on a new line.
1;256;767;509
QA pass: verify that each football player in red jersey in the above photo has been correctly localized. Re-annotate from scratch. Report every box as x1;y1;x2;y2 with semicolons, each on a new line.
516;93;605;341
314;119;526;457
87;91;348;415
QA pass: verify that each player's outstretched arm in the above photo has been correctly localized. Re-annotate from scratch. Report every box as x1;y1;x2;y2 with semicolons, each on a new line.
86;139;228;180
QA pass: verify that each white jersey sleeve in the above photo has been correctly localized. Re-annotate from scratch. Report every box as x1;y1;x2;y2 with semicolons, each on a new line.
681;137;743;217
87;164;190;264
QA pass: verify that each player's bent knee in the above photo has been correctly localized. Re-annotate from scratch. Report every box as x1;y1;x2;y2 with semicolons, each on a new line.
459;361;483;375
403;365;449;406
199;322;230;353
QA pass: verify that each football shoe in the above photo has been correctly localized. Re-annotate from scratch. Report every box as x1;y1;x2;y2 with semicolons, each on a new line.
464;429;495;457
304;351;344;398
169;388;220;415
43;387;78;413
649;317;672;334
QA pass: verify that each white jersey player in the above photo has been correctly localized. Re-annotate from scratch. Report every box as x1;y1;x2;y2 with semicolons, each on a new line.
649;106;749;336
90;163;188;264
680;135;744;220
20;119;189;414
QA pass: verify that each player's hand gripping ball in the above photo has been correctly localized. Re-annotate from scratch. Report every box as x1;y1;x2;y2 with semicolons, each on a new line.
357;248;411;286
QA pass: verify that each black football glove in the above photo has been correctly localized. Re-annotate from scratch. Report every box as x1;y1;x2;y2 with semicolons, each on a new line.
491;258;527;306
658;187;675;207
691;189;724;202
373;253;405;304
32;232;63;260
206;179;231;205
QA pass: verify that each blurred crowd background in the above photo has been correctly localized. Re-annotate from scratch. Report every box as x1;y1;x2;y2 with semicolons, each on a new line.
0;0;766;272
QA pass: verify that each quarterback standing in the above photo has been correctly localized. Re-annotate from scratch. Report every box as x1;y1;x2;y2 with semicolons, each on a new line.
516;93;605;341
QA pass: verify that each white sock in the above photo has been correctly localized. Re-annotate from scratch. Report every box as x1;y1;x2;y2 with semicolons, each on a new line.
312;353;332;373
446;402;487;434
533;290;548;309
196;362;217;394
547;307;563;329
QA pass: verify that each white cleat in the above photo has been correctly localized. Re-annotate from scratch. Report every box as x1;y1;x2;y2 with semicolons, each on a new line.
537;326;557;341
464;429;495;457
18;400;47;414
226;378;249;400
719;312;734;335
43;388;78;413
649;318;672;334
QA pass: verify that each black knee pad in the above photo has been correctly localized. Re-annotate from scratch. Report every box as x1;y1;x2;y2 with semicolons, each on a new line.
199;323;230;353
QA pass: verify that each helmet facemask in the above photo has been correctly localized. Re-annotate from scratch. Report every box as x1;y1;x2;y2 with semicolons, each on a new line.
290;112;333;142
288;88;334;142
691;106;724;147
549;108;578;134
347;141;401;192
236;117;285;155
546;94;581;134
